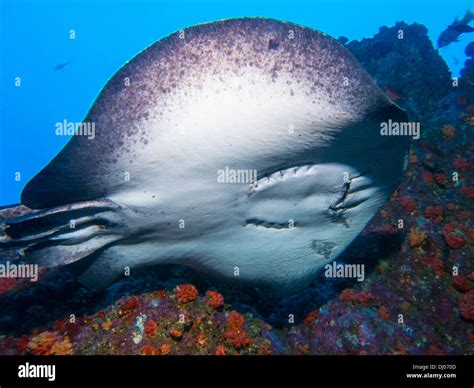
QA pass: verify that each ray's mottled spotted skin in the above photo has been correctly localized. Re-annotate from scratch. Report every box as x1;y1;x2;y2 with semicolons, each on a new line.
22;18;390;209
96;17;385;143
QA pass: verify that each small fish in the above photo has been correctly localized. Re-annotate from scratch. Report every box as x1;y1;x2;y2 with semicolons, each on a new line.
438;9;474;48
54;60;71;71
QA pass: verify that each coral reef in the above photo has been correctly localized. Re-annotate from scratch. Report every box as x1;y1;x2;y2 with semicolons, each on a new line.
0;286;274;355
175;284;199;303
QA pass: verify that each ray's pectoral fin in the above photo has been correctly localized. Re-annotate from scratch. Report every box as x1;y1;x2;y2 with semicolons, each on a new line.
0;199;125;268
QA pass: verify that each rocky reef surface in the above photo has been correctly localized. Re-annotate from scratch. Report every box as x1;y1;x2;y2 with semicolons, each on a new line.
0;22;472;355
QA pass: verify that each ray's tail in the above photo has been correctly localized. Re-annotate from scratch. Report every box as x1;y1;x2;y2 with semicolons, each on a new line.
0;199;124;268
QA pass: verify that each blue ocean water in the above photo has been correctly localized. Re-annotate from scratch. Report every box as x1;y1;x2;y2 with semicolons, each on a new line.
0;0;472;205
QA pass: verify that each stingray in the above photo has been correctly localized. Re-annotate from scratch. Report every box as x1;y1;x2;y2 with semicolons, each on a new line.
0;18;410;294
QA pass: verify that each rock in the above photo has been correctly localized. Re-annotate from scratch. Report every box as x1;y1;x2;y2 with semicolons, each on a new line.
465;41;474;58
347;22;452;122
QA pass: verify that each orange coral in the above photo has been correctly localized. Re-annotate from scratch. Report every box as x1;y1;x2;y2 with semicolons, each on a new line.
160;343;171;355
340;289;374;304
461;187;474;199
357;291;374;304
206;290;224;309
453;158;471;172
303;310;320;325
50;337;73;355
169;329;183;339
152;290;168;298
226;311;244;331
424;206;444;224
16;336;29;353
408;228;427;248
434;173;447;186
441;124;455;139
400;195;416;213
259;343;273;355
422;171;434;186
400;301;411;311
223;311;252;349
53;318;79;338
141;343;160;355
101;320;113;331
27;331;62;355
425;257;444;276
340;288;356;301
447;203;458;211
452;275;472;293
442;224;466;250
175;284;198;303
460;291;474;321
194;331;208;350
378;306;390;320
214;345;226;355
468;227;474;240
145;320;158;338
120;296;138;314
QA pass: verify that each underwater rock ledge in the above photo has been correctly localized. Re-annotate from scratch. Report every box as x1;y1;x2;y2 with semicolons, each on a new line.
346;21;453;122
